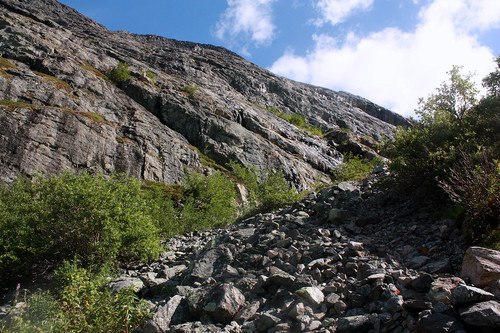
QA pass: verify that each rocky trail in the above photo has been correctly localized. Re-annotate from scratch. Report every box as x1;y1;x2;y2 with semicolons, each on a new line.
1;1;500;331
103;171;499;333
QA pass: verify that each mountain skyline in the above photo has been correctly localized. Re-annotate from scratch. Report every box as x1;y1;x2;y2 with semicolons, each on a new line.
57;0;500;117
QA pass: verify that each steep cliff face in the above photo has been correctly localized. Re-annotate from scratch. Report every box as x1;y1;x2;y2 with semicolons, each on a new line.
0;0;409;187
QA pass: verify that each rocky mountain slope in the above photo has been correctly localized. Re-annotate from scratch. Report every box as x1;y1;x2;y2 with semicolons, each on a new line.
0;0;408;188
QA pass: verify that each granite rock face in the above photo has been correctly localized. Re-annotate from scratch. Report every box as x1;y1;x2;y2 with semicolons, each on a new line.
0;0;408;187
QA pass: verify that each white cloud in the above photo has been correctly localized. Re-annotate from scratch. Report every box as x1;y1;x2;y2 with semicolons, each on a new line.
214;0;276;50
314;0;374;26
270;0;500;117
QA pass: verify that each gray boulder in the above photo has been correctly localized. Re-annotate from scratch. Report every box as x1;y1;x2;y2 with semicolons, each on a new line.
459;300;500;329
202;283;245;324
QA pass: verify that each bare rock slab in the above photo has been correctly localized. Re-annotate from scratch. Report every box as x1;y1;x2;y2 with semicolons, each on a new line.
417;313;464;333
143;295;185;333
458;300;500;329
452;284;495;306
461;246;500;288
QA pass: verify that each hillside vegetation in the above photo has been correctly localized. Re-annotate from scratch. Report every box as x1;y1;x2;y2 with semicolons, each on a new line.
385;57;500;247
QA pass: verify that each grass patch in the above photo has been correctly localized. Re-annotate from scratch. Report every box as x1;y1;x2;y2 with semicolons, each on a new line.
79;61;109;81
332;153;384;184
0;56;19;79
266;107;324;137
34;71;72;92
79;111;113;126
0;56;19;70
145;70;156;85
115;136;134;144
0;100;36;110
181;84;198;96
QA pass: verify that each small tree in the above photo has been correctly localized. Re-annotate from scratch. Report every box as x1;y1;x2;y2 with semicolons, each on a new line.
415;65;478;124
386;66;480;190
107;62;131;84
483;56;500;97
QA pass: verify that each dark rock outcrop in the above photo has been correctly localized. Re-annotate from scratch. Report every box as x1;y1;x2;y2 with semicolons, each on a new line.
0;0;409;188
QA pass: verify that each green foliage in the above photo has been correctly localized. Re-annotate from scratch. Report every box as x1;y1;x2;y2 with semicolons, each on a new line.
266;107;324;137
34;71;72;92
182;84;198;96
145;70;156;84
440;151;500;242
385;66;482;191
0;172;162;284
181;172;238;230
142;171;238;234
53;261;151;332
229;162;301;212
386;60;500;244
332;153;383;183
416;65;478;122
0;291;59;332
0;262;151;332
106;62;131;84
483;56;500;97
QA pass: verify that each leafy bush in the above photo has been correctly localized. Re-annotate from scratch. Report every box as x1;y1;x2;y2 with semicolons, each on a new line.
441;150;500;241
106;62;130;84
384;66;481;192
143;171;238;234
230;162;301;212
0;262;151;333
180;171;237;230
332;153;383;183
145;70;156;84
54;261;151;332
0;172;162;285
386;60;500;245
182;84;198;96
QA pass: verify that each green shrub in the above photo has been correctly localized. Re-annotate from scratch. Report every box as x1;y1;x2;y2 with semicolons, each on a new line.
182;84;198;96
332;153;383;183
179;171;237;230
266;107;324;137
54;261;151;332
0;261;151;332
230;162;301;212
106;62;130;84
143;171;238;234
384;66;480;192
146;70;156;84
385;60;500;245
441;150;500;242
0;172;162;285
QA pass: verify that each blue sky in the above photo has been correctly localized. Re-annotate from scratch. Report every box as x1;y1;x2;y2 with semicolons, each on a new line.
58;0;500;117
